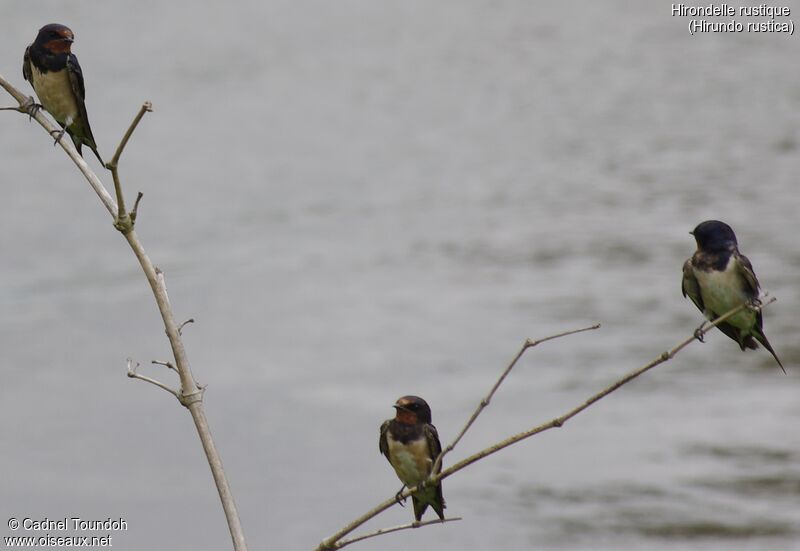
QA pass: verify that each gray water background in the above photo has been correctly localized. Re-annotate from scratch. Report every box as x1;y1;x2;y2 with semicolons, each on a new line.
1;2;799;550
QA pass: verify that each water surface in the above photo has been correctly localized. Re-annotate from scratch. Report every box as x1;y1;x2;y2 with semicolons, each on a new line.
1;2;799;550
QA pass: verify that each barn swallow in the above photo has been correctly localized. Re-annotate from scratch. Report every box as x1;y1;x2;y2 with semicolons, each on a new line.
379;395;446;521
23;23;103;164
682;220;784;372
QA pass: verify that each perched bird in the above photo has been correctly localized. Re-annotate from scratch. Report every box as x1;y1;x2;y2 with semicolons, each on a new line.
379;395;446;521
23;23;103;164
682;220;784;372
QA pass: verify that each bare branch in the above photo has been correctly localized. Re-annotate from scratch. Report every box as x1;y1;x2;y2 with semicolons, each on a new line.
119;223;244;549
433;323;600;474
155;268;171;306
127;359;180;399
328;518;462;550
432;299;777;484
108;103;152;230
1;74;248;551
107;102;153;169
316;301;773;550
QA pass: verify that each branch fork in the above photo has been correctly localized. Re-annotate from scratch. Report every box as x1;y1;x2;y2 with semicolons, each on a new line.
109;102;152;233
127;359;180;400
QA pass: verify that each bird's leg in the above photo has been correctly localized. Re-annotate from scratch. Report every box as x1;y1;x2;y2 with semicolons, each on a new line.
23;96;42;120
50;127;67;147
394;485;407;507
747;297;762;309
693;321;706;343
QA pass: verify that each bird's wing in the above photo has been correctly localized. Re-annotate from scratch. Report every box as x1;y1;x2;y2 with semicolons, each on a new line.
423;424;443;473
66;53;86;100
65;53;99;153
716;320;754;349
422;423;446;519
22;46;32;83
66;54;93;131
735;253;761;297
681;258;704;313
378;420;391;460
735;251;768;343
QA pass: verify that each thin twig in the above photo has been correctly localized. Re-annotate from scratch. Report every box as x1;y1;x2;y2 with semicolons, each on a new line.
130;192;144;223
152;360;178;372
315;301;773;551
127;359;180;399
327;518;461;550
178;318;195;335
108;102;152;228
108;101;153;169
432;323;600;474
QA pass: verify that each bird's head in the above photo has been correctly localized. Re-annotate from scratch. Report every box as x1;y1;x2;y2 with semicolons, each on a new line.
35;24;75;54
691;220;738;253
393;395;432;425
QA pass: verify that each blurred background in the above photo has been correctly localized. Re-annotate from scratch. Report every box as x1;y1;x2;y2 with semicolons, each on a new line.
1;2;799;550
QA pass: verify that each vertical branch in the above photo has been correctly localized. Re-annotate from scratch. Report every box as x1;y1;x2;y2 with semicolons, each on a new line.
122;233;201;399
114;146;247;551
106;102;152;231
0;74;247;551
106;102;152;221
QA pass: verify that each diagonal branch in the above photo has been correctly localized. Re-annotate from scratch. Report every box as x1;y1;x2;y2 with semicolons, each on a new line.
0;73;117;216
432;299;776;480
315;300;774;551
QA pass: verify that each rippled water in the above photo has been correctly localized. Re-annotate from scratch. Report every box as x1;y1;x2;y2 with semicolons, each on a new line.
2;2;799;550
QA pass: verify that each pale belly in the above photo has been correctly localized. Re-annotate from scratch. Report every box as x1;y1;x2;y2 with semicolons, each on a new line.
31;65;78;127
387;436;431;486
694;266;756;329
